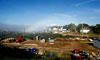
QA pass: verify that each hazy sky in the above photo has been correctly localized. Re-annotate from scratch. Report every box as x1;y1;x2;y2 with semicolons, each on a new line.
0;0;100;32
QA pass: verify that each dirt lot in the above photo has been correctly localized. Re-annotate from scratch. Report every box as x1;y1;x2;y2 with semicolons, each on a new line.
1;38;100;58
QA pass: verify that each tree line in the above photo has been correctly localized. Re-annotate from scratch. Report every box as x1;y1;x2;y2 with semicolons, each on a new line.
63;23;100;34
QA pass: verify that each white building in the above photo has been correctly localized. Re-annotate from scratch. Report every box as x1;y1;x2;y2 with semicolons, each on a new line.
63;25;70;32
93;38;100;49
80;27;90;33
46;25;70;33
46;26;62;33
62;29;67;32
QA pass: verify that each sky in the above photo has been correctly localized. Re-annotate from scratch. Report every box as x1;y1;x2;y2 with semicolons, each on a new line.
0;0;100;32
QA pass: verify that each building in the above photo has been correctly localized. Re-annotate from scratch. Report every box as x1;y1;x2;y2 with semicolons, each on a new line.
46;25;70;33
80;27;90;33
46;26;62;33
63;25;70;32
93;38;100;49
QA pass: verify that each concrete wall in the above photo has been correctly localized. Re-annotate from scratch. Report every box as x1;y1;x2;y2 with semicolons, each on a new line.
93;40;100;49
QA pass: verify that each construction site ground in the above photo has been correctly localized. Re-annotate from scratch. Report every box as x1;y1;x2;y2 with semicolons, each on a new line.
1;38;100;59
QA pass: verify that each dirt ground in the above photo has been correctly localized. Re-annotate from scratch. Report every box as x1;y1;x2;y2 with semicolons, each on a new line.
1;38;100;58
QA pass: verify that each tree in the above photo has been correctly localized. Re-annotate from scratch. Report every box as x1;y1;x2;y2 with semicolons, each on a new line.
77;23;89;32
89;25;94;33
68;23;77;32
92;24;100;34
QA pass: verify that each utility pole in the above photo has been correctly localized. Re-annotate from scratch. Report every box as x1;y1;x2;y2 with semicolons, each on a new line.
82;24;84;39
23;25;25;40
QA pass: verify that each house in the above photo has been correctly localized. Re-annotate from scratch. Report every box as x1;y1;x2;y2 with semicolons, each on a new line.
63;25;70;32
80;27;90;33
62;29;67;32
47;26;62;33
46;25;70;33
93;38;100;49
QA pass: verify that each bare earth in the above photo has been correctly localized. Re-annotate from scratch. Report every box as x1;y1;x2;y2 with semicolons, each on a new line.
1;38;100;58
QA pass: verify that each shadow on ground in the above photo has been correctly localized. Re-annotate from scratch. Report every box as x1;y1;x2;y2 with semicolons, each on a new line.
0;44;68;60
88;43;93;46
0;44;39;59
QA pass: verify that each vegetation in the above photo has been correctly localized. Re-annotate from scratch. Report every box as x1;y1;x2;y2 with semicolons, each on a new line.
0;23;100;39
90;24;100;34
64;23;77;32
64;23;100;34
77;24;89;32
0;31;75;39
